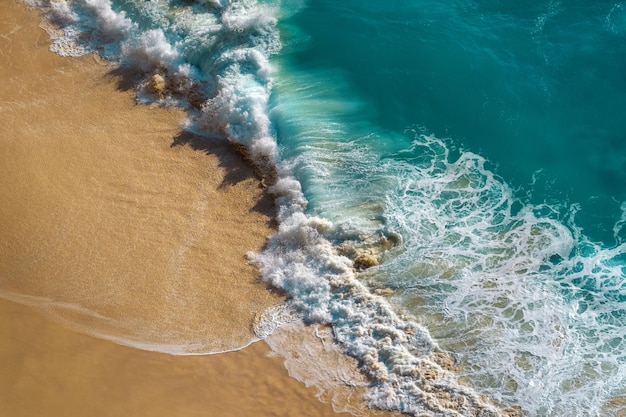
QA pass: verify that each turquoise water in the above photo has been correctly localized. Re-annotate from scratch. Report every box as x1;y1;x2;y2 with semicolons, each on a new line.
280;0;626;244
35;0;626;415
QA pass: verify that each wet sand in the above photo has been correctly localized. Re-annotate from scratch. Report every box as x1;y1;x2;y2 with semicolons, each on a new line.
0;2;349;416
0;299;354;417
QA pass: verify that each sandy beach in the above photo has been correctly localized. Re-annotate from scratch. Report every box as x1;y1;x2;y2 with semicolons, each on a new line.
0;299;352;417
0;2;349;415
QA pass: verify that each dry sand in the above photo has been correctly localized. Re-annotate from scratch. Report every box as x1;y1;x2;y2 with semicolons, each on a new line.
0;2;350;416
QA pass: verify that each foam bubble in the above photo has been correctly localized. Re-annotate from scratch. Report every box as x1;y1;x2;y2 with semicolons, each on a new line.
121;29;180;71
79;0;133;41
263;322;374;417
253;302;300;339
374;134;626;415
250;206;509;416
48;0;79;24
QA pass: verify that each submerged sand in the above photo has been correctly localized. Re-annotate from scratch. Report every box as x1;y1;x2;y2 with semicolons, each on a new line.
0;2;349;416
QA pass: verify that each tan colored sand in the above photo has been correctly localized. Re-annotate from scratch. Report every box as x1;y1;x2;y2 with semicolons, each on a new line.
0;2;350;416
0;298;349;417
0;0;280;354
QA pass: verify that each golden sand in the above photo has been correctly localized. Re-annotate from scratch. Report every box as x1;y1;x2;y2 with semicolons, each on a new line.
0;2;349;416
0;299;348;417
0;0;280;354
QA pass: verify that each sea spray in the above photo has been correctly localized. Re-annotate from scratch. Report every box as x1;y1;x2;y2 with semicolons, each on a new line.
249;211;507;416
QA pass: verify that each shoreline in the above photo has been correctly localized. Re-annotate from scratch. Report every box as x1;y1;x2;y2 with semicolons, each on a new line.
0;298;350;417
0;2;351;416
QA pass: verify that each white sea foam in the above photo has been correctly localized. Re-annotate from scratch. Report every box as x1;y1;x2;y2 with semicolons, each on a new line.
29;0;134;56
371;134;626;416
253;303;300;340
47;0;79;23
250;209;505;415
121;29;180;71
79;0;133;40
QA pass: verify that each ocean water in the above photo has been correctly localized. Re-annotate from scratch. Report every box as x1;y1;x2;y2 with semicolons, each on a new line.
29;0;626;415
